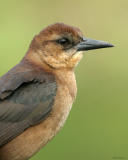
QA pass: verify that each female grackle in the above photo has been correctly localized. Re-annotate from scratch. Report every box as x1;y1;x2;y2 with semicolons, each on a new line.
0;23;113;160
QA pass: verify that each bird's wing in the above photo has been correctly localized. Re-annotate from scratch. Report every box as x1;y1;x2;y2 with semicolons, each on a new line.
0;63;57;146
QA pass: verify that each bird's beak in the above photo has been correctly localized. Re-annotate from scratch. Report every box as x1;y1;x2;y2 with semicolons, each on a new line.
76;37;114;51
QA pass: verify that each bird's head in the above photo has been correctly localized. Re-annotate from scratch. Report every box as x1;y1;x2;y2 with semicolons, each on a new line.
26;23;114;70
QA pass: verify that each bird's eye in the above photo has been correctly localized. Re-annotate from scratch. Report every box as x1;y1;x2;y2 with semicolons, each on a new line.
57;38;70;46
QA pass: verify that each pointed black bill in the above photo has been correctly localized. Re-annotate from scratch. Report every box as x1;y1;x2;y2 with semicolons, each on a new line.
76;37;114;51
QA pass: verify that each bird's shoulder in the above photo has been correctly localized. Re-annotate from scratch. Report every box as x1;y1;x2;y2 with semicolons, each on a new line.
0;59;56;100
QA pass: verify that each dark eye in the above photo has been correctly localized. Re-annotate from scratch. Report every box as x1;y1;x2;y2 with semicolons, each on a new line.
57;38;70;46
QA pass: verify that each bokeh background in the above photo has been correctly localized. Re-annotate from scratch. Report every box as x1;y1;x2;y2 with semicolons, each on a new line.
0;0;128;160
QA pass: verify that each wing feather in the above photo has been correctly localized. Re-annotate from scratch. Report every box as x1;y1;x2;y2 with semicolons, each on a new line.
0;61;57;146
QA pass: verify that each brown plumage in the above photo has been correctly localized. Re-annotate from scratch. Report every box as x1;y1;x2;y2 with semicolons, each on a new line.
0;23;113;160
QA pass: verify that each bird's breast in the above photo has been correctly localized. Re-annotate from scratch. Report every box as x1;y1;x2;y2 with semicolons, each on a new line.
0;70;77;160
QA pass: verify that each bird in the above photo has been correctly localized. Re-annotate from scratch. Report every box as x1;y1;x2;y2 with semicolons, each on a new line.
0;23;114;160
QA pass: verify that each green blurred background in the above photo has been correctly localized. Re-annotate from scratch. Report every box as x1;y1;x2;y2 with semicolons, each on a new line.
0;0;128;159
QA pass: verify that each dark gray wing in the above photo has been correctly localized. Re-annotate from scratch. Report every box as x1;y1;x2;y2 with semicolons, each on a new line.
0;62;57;146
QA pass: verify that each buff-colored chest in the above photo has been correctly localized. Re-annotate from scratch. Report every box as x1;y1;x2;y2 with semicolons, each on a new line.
0;70;77;160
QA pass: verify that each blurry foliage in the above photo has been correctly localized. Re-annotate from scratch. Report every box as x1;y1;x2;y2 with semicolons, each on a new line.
0;0;128;160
